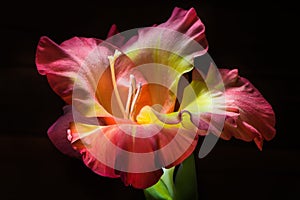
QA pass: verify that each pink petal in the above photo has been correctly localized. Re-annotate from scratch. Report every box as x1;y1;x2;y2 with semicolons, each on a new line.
159;7;208;49
36;36;80;104
73;141;162;188
69;110;198;188
113;7;208;115
106;24;126;48
47;105;81;158
60;36;103;60
219;69;276;149
191;68;276;150
80;148;120;178
107;24;119;38
36;36;119;117
122;7;208;52
36;36;102;104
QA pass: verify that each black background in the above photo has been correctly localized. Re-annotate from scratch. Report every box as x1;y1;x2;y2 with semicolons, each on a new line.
1;0;299;199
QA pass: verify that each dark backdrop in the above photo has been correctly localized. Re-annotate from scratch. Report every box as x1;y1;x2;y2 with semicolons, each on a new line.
1;0;299;199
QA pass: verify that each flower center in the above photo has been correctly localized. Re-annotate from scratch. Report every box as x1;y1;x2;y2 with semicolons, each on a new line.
108;50;142;121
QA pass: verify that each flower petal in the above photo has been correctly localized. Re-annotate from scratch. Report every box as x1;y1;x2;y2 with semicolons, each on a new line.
106;24;126;47
119;170;163;189
36;36;82;104
80;148;120;178
159;7;208;49
71;135;163;188
36;36;127;118
219;69;276;149
122;7;208;55
111;7;208;115
107;24;119;38
68;106;198;188
47;105;81;158
184;66;276;149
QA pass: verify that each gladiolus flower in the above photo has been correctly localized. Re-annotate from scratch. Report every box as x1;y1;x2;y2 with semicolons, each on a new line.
35;7;275;190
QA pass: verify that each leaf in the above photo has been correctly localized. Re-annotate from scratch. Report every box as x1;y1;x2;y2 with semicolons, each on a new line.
144;167;175;200
144;154;198;200
173;154;198;200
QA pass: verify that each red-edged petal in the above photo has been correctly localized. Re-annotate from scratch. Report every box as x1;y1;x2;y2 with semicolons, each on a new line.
113;7;208;115
80;148;120;178
69;108;198;188
36;36;80;104
59;36;104;63
122;7;208;53
159;7;208;49
47;105;81;158
219;69;276;149
73;141;163;187
189;67;276;150
36;36;119;117
107;24;119;38
106;24;126;48
121;7;208;65
72;137;162;188
119;170;163;189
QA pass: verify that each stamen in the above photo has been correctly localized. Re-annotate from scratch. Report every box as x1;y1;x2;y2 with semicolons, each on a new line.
130;82;142;120
108;51;142;120
125;74;136;118
108;50;126;118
